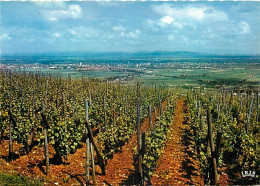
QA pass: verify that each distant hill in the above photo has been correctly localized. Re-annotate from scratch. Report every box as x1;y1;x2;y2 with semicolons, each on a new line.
2;51;259;58
38;51;260;58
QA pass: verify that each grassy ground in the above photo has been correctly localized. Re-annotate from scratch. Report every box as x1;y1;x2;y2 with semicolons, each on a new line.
0;172;42;186
21;64;260;90
136;68;260;89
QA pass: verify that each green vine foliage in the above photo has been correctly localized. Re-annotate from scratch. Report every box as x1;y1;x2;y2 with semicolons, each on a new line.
0;71;169;163
132;96;176;176
187;89;259;183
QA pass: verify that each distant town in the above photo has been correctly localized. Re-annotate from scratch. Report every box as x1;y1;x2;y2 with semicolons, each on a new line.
0;55;260;90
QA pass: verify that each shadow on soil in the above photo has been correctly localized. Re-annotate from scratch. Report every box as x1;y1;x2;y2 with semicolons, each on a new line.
120;158;152;185
62;171;85;185
120;168;140;185
180;102;200;184
0;139;40;162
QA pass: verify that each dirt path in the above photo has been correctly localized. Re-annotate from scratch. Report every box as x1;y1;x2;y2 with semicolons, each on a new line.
151;99;203;185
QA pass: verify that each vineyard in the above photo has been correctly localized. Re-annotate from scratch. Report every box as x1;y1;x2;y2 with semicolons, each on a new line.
187;89;259;184
0;70;259;185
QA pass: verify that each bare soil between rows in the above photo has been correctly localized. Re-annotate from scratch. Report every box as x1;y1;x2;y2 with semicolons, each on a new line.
151;99;203;185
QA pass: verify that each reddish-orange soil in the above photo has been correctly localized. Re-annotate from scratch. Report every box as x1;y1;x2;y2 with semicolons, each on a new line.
0;99;204;185
0;102;166;185
151;99;203;185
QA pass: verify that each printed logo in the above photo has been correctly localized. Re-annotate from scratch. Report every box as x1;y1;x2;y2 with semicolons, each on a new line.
241;171;256;178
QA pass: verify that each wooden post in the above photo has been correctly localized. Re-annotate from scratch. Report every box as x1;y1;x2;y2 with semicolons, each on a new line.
197;100;200;122
247;98;254;133
200;116;204;130
85;100;90;184
159;91;161;117
21;86;24;107
62;94;66;120
56;87;59;110
20;85;28;153
106;80;108;96
148;105;152;129
257;91;259;123
154;107;157;121
0;116;3;141
125;92;128;114
85;100;89;122
8;93;13;161
137;82;142;184
41;100;49;175
85;121;105;175
32;90;35;119
103;95;107;131
113;86;115;124
141;132;146;184
46;79;48;96
215;130;222;166
9;71;13;158
8;116;12;160
89;89;92;106
217;103;220;121
29;90;36;148
90;143;96;185
86;139;90;184
9;70;12;86
207;109;217;185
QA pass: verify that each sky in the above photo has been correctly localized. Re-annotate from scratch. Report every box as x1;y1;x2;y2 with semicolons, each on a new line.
0;1;260;55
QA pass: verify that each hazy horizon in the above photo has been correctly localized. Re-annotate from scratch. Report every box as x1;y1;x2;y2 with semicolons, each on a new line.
1;1;260;56
1;50;260;58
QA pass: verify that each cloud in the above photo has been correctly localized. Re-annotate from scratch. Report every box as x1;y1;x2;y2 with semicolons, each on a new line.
0;34;12;41
128;31;139;39
67;27;97;39
44;4;82;22
112;25;124;31
148;16;183;30
151;3;228;22
120;30;140;39
173;22;183;29
97;2;120;7
157;16;174;27
52;32;61;37
148;3;247;43
68;29;81;36
69;29;78;35
1;1;259;55
239;21;250;34
146;16;183;30
69;5;82;18
34;1;66;9
129;30;140;39
152;4;174;17
49;17;59;22
160;16;174;24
